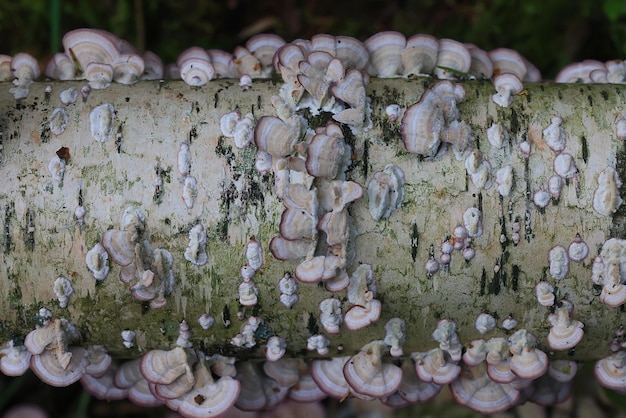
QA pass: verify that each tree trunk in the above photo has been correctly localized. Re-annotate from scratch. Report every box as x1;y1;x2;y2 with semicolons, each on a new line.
0;78;624;362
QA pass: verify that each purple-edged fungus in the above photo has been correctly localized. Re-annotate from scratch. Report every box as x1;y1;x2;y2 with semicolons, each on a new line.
175;320;192;348
412;348;461;385
548;245;569;281
62;29;118;71
344;264;381;330
549;360;578;383
238;279;258;307
591;238;626;307
139;346;192;389
535;281;555;306
463;339;487;366
53;277;73;308
547;305;584;351
10;52;40;99
81;365;128;401
86;242;109;281
434;39;471;79
319;297;343;334
475;313;496;335
489;48;527;79
396;358;442;403
343;340;402;398
568;234;589;262
542;116;566;153
364;31;405;77
264;336;287;362
30;346;88;387
289;371;327;403
305;123;351;179
84;62;113;89
307;334;331;356
234;361;281;411
555;59;605;83
450;363;519;414
49;107;68;137
311;356;352;399
45;52;75;80
432;319;463;362
246;34;285;76
254;115;302;171
112;53;144;84
593;167;623;217
141;50;164;80
184;223;208;266
508;329;548;380
401;80;472;158
491;73;524;107
402;34;438;76
0;341;31;376
176;46;215;86
465;44;493;79
84;345;111;378
175;361;240;418
0;54;14;81
59;87;78;105
367;164;405;221
384;318;406;357
263;357;304;389
594;350;626;394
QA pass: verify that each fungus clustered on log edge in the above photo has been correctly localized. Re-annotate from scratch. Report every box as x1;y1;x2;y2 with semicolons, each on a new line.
0;27;625;416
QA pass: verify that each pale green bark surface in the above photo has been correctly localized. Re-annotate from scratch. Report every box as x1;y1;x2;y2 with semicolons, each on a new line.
0;78;624;360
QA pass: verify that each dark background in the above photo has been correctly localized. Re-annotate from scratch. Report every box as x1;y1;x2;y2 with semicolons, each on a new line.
1;0;626;79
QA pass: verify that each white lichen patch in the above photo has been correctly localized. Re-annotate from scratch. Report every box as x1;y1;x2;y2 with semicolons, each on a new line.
177;143;191;177
184;223;208;266
495;165;513;197
463;207;482;238
182;176;197;209
487;122;508;149
49;107;68;136
53;277;73;308
549;245;569;281
367;164;405;220
89;103;115;142
593;167;623;217
85;243;109;281
542;116;566;153
48;155;66;182
464;149;492;189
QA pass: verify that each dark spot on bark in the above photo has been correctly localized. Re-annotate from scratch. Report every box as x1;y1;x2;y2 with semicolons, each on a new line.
480;268;486;296
189;126;198;143
509;108;520;136
307;312;319;335
125;97;130;103
489;267;501;295
222;304;231;327
511;265;520;291
115;125;123;154
141;302;150;314
214;92;219;108
24;208;34;252
601;90;609;101
40;119;50;143
609;144;626;238
411;222;419;262
587;95;593;107
3;202;14;254
558;90;563;101
580;136;588;164
215;136;234;165
362;139;369;178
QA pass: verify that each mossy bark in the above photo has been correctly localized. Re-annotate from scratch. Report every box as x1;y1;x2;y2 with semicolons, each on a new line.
0;79;624;361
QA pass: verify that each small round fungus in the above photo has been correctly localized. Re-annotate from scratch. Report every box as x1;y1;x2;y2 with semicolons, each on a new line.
547;306;584;351
593;166;623;217
53;277;73;308
85;243;110;281
475;313;497;334
463;207;483;238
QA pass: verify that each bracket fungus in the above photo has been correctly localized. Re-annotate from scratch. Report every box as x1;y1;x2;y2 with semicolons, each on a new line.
5;24;626;416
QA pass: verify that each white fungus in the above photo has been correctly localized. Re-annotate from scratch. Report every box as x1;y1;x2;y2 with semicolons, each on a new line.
89;103;115;142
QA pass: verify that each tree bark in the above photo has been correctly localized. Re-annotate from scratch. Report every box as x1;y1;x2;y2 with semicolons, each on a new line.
0;78;624;361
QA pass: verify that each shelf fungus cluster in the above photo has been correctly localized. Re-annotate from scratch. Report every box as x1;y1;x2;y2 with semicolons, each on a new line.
3;25;626;416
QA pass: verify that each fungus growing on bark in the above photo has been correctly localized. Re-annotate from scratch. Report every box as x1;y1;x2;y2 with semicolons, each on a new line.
547;305;584;351
367;164;405;220
343;340;402;398
593;166;623;217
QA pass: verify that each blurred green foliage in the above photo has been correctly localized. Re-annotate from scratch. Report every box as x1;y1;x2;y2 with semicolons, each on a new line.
0;0;623;79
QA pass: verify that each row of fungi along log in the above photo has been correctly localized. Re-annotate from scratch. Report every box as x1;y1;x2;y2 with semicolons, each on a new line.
0;77;624;369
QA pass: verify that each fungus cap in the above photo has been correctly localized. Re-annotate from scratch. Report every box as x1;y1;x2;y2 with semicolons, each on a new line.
343;340;402;398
